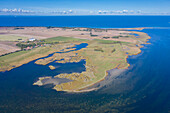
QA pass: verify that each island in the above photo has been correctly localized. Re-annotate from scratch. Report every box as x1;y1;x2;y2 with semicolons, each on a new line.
0;27;150;92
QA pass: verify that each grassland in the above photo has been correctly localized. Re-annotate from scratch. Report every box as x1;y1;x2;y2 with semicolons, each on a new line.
41;36;88;43
0;46;55;72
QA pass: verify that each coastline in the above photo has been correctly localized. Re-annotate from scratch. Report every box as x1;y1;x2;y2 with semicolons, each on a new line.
0;27;151;93
61;29;151;93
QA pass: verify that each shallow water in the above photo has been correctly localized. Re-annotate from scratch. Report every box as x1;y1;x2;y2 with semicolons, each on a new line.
0;16;170;112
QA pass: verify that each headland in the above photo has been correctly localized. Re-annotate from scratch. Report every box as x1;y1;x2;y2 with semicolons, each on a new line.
0;27;151;92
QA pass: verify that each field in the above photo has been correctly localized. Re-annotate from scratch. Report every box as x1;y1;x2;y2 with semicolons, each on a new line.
0;35;28;41
0;34;29;56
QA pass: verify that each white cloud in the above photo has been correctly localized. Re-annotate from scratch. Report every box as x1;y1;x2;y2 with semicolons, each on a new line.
123;10;128;13
0;8;33;13
0;8;149;15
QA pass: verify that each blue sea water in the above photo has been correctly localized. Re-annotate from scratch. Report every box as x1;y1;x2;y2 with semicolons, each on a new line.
0;16;170;113
0;15;170;28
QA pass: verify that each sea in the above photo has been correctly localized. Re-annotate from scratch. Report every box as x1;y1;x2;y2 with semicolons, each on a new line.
0;16;170;113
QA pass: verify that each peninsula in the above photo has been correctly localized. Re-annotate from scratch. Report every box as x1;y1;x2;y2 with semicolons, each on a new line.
0;27;150;92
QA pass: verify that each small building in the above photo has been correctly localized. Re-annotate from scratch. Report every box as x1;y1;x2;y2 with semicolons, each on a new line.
29;38;36;42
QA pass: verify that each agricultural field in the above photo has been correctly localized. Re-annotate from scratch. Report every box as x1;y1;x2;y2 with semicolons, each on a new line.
0;34;28;41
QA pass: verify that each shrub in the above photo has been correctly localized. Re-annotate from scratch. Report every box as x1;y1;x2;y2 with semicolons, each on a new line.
103;37;110;39
112;36;119;38
91;34;98;37
111;49;116;53
94;48;104;52
46;26;55;29
14;27;24;30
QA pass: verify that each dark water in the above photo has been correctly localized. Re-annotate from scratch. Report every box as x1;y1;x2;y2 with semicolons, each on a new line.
0;15;170;28
0;16;170;113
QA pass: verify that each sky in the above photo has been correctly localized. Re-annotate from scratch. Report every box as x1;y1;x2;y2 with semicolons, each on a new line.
0;0;170;15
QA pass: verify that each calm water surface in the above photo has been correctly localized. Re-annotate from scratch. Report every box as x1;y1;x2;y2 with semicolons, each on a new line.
0;16;169;113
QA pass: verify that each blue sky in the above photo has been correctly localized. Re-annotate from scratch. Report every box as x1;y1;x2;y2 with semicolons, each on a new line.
0;0;170;15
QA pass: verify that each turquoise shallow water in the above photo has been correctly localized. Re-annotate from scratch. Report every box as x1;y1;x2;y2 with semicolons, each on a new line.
0;16;170;112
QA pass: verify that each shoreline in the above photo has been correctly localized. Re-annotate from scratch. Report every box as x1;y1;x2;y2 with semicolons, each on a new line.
0;27;151;93
62;30;151;93
0;42;86;72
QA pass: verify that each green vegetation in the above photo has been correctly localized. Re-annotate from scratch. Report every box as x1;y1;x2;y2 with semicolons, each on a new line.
72;28;81;31
90;33;98;37
103;35;129;39
0;50;21;57
94;48;104;52
91;34;98;37
94;39;122;44
13;27;25;30
102;37;110;39
16;42;36;50
112;36;119;38
0;46;55;72
112;48;116;53
15;36;88;50
41;36;88;43
46;26;55;29
111;35;129;38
